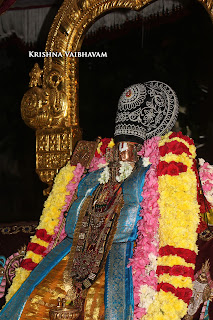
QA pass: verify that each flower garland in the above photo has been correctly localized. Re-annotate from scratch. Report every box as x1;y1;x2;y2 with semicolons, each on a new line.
130;132;200;320
45;163;85;253
6;163;79;302
143;132;200;320
190;159;208;232
199;158;213;205
198;158;213;225
89;138;114;173
5;132;200;320
98;161;134;184
94;137;115;160
129;136;161;319
6;138;114;303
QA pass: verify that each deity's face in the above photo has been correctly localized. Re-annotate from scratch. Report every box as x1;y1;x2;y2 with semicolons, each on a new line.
116;141;138;163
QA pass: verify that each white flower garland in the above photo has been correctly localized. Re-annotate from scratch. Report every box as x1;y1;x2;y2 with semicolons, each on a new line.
98;166;110;184
98;161;133;184
142;157;151;167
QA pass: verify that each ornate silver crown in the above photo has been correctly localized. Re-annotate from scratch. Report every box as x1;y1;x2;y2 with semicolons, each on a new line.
114;81;179;143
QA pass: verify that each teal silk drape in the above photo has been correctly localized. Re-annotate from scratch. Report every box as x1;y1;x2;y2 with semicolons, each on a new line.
0;161;148;319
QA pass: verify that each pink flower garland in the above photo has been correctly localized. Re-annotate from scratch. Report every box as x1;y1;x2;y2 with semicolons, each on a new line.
129;136;161;320
45;163;85;253
45;156;107;254
89;156;106;172
199;158;213;206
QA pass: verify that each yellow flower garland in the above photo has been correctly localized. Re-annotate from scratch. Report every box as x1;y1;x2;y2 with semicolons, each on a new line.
143;133;200;320
157;256;195;269
6;163;76;302
5;138;115;304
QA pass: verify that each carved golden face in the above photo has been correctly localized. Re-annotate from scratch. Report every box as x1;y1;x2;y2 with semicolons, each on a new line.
116;141;138;163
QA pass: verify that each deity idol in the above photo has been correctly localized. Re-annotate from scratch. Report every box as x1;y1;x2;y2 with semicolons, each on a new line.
0;81;209;320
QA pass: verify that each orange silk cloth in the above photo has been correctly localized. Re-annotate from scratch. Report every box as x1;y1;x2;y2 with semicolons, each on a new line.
20;255;105;320
84;272;105;320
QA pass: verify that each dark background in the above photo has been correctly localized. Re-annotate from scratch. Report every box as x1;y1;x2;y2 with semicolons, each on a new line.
0;0;213;223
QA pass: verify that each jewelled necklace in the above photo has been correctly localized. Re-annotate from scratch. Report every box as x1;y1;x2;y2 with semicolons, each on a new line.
64;181;124;305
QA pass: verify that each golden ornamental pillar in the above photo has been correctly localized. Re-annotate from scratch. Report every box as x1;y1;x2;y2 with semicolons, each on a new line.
21;62;81;194
20;0;152;194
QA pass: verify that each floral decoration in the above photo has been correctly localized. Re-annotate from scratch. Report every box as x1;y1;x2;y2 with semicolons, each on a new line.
98;161;134;184
6;163;78;302
5;133;201;320
130;132;200;320
95;138;114;158
129;136;161;319
199;158;213;206
116;161;134;182
5;138;114;303
198;158;213;225
141;132;200;320
98;166;110;184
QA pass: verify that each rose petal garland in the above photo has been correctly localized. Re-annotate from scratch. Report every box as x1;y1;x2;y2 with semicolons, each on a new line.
142;132;200;320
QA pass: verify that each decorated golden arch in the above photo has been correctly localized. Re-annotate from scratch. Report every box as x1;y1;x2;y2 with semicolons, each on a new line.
20;0;213;192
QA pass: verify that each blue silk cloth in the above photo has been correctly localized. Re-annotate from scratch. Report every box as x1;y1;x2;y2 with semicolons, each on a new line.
204;300;210;319
0;160;147;319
